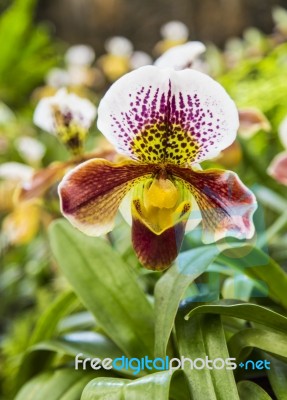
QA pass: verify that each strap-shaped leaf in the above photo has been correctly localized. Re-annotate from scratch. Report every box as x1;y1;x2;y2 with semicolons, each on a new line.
185;300;287;333
175;303;239;400
27;332;134;377
49;219;154;358
15;291;78;392
58;312;96;333
81;371;174;400
15;369;97;400
266;355;287;400
154;245;221;358
218;246;287;309
15;330;129;393
237;381;272;400
30;290;78;345
228;328;287;361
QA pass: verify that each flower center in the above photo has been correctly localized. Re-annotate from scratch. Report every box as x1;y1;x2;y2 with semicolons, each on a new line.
145;177;179;209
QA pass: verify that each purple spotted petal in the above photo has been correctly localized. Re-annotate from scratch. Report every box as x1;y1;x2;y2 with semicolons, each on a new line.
97;66;239;165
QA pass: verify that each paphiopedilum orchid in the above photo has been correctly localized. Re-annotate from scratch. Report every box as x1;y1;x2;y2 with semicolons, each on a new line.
154;21;189;55
238;108;271;139
130;51;153;70
34;89;97;155
58;66;257;270
15;136;46;167
155;42;206;71
0;162;40;245
98;36;134;82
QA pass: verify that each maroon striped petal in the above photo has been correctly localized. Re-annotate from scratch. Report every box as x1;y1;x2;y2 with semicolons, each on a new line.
59;159;156;236
132;217;186;270
169;165;257;243
18;149;117;202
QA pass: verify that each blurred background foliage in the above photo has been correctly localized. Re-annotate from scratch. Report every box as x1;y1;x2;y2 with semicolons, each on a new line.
0;0;57;107
37;0;287;50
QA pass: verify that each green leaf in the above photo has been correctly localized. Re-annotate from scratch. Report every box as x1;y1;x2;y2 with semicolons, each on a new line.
49;219;154;358
15;331;128;393
15;369;96;400
168;370;191;400
218;246;287;309
253;186;287;213
58;312;96;334
29;331;135;377
176;304;239;400
30;291;78;345
154;245;221;358
228;328;287;361
15;291;79;391
266;355;287;400
237;381;272;400
81;371;174;400
185;300;287;334
33;332;124;361
222;276;254;301
0;0;56;106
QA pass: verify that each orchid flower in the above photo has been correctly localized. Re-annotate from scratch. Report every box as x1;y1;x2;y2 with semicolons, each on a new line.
268;116;287;185
65;45;96;67
238;108;271;139
130;51;153;70
161;21;189;42
155;42;206;71
45;68;71;88
0;162;40;245
33;89;97;155
98;36;133;81
65;45;99;88
45;46;98;89
154;21;189;56
15;136;46;167
58;66;257;270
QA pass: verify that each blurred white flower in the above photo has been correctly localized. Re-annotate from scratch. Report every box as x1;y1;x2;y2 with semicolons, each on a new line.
160;21;189;41
154;41;206;70
0;162;34;182
15;136;46;165
34;89;97;135
33;89;97;154
105;36;133;57
130;51;153;69
65;44;96;67
67;65;90;86
45;68;71;88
